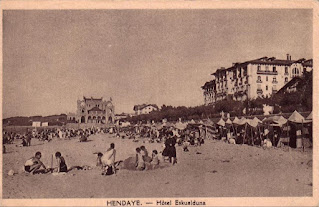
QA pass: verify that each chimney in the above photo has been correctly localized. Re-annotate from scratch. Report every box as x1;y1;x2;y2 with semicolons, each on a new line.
286;54;290;60
289;55;292;61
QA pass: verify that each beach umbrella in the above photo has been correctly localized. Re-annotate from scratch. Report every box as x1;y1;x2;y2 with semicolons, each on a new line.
288;110;305;124
189;119;196;124
199;120;204;124
217;118;225;127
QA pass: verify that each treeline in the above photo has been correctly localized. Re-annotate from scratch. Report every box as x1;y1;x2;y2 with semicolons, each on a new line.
125;74;312;123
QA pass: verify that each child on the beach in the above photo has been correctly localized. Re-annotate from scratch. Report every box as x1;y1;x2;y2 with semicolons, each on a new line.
55;152;68;173
135;148;145;171
96;152;103;168
150;150;159;169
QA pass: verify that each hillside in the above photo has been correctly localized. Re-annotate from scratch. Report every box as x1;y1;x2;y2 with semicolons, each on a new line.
3;114;68;126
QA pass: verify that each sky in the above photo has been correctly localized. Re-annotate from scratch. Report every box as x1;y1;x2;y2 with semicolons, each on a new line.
2;9;312;118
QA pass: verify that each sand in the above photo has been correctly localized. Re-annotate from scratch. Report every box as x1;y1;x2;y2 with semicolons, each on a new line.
2;133;312;198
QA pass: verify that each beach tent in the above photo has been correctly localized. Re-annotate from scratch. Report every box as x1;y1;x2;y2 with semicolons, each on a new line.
232;117;240;125
237;117;247;125
225;118;232;125
247;119;259;128
175;122;187;130
204;119;214;126
263;115;287;127
288;110;306;124
217;118;225;127
253;117;262;124
278;116;288;126
306;112;313;121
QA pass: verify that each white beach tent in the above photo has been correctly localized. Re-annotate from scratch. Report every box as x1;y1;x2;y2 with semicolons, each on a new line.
217;118;225;127
306;112;313;121
237;117;247;125
253;117;262;124
225;118;232;125
288;110;306;124
232;117;240;125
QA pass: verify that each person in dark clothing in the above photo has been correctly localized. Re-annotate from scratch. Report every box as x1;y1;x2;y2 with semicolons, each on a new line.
163;132;177;165
55;152;68;173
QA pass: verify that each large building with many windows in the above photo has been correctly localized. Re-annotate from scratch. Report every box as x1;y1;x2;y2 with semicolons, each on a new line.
67;97;115;124
202;54;313;105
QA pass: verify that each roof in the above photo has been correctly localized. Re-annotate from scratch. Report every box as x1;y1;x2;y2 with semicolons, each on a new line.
133;104;159;111
83;96;103;101
201;80;215;89
211;56;313;75
88;106;104;112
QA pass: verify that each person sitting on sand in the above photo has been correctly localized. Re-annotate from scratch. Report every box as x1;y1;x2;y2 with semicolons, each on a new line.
150;150;160;169
55;152;68;173
135;148;145;171
102;143;116;175
140;146;151;163
79;132;88;142
24;152;47;174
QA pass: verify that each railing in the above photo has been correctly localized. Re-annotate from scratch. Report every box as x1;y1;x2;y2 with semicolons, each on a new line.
257;71;278;75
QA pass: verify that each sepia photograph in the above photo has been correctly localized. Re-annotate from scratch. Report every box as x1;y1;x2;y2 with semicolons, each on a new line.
1;1;318;206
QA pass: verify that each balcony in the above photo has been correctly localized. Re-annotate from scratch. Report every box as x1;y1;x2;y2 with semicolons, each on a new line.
272;89;278;94
272;80;278;84
257;70;278;75
256;80;262;83
257;89;263;94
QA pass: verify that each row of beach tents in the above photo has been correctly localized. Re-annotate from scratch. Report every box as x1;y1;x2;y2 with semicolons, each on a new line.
121;110;312;131
214;110;312;128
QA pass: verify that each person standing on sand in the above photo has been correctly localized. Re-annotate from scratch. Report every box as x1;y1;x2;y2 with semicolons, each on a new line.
102;143;116;175
164;132;177;165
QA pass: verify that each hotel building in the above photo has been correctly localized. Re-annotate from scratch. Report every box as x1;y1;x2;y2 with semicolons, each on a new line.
202;54;313;105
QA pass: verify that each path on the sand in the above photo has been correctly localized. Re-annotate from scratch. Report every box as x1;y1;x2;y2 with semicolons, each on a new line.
2;134;312;198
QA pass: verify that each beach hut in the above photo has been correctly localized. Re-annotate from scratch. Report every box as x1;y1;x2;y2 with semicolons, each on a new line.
287;111;311;149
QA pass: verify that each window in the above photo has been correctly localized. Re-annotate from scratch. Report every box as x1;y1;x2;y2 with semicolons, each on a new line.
285;67;288;74
273;77;277;82
273;66;276;72
266;86;268;90
257;65;261;71
266;76;268;81
258;76;261;81
285;77;288;82
265;66;269;71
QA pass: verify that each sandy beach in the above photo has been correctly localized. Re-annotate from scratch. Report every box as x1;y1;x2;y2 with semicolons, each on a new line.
2;133;312;198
